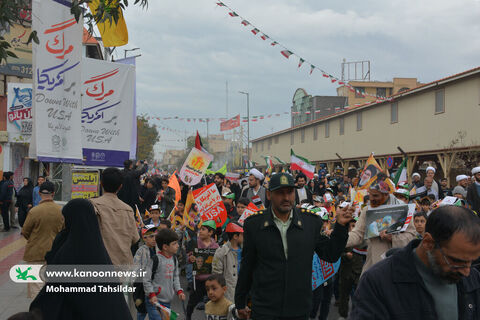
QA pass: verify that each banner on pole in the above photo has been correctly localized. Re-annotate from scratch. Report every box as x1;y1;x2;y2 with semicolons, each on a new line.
312;254;341;290
81;58;135;166
179;148;213;186
192;183;227;227
31;0;83;163
220;114;240;131
7;83;33;143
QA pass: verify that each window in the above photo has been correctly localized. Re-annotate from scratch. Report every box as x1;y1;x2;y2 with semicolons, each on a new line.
255;143;258;153
291;132;294;145
313;125;318;140
261;141;264;151
339;117;344;135
356;112;362;131
391;102;398;123
274;136;279;144
376;87;387;98
355;87;365;98
268;138;272;150
435;89;445;113
325;122;330;138
301;128;305;143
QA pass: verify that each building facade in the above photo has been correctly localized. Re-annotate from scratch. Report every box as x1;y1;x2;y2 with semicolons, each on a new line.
252;67;480;185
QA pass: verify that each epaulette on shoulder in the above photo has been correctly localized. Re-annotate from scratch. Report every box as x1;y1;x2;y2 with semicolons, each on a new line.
300;208;319;217
245;210;264;220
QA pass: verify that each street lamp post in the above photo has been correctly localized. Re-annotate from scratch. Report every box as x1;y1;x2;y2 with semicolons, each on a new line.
239;91;250;162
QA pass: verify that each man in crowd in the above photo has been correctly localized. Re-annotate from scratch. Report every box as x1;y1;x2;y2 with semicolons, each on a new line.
452;174;469;199
424;177;439;201
235;173;351;319
351;205;480;319
467;167;480;213
440;178;452;196
241;168;268;208
347;175;417;273
412;172;423;189
295;173;313;206
0;172;14;231
117;159;148;212
21;181;63;298
214;173;231;196
32;175;45;207
90;167;140;266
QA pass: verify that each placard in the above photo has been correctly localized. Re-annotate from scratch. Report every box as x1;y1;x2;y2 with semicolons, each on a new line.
81;58;135;166
179;147;213;186
7;83;33;142
71;171;99;199
192;183;227;227
365;204;415;239
31;0;83;163
192;248;217;275
238;202;259;225
312;254;341;290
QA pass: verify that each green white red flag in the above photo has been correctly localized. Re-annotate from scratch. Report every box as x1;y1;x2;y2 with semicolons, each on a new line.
290;149;315;179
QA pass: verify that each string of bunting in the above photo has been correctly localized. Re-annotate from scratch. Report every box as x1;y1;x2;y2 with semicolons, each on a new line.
215;1;392;102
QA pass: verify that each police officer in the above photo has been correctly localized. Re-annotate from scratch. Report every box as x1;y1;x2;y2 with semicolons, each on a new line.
235;173;352;320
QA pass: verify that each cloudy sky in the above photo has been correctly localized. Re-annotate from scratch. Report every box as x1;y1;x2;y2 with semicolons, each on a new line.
114;0;480;158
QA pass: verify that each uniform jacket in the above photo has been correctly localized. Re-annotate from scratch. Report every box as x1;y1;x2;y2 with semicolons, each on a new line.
347;195;417;273
351;239;480;320
212;241;241;302
22;199;64;262
0;179;14;202
235;206;348;317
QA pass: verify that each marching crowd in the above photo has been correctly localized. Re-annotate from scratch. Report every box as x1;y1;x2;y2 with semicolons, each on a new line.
4;159;480;320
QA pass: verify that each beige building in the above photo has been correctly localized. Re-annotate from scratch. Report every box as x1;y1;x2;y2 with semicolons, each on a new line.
252;67;480;185
337;78;421;106
162;149;186;167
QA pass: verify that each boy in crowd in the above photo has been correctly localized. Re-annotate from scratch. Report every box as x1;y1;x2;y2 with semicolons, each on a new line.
235;197;250;219
144;204;162;227
205;274;236;320
158;219;172;230
133;225;158;320
413;211;427;238
212;222;244;302
144;229;185;320
186;220;219;320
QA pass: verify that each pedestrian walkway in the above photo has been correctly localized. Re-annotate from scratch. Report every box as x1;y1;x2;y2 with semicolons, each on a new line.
0;229;32;319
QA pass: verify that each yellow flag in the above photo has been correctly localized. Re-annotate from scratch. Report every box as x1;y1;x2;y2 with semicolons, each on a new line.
89;0;128;47
183;190;197;231
358;153;383;190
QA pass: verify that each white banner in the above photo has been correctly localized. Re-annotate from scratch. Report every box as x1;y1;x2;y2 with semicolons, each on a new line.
7;83;33;143
31;0;83;163
179;148;213;186
81;58;135;166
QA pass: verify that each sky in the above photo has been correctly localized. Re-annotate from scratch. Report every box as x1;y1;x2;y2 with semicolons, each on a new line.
113;0;480;158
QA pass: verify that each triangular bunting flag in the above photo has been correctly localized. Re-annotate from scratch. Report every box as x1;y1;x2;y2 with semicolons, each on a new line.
251;28;260;35
310;65;315;75
229;12;238;17
260;34;269;40
281;50;293;59
271;41;278;46
298;58;305;68
241;20;249;26
216;2;226;6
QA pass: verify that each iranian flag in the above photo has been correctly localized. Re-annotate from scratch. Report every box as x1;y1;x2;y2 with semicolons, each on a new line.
290;149;315;179
264;156;274;174
393;157;408;187
156;303;178;320
274;156;286;165
281;50;293;59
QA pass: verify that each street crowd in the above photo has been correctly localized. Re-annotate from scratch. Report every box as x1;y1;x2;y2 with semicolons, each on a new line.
4;159;480;320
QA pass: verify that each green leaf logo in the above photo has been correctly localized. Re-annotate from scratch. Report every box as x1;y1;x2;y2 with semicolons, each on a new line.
15;267;37;281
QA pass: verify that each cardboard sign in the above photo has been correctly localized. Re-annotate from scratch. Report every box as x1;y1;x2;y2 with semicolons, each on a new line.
179;147;213;186
365;204;415;239
225;172;240;183
238;203;259;225
192;183;227;227
312;254;341;290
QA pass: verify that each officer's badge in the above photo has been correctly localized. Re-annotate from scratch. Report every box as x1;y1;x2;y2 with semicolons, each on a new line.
264;221;269;227
280;175;288;185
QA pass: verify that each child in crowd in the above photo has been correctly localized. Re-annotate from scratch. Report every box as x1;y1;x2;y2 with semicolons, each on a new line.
205;274;236;320
212;222;244;302
413;211;427;238
133;225;158;320
235;197;250;218
144;204;162;227
144;229;185;320
186;220;220;320
158;218;172;230
418;197;432;216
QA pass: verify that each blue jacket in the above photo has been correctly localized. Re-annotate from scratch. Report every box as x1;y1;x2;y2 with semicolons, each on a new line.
351;239;480;320
32;186;41;207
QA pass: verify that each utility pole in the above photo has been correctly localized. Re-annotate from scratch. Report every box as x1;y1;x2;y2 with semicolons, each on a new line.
239;91;250;161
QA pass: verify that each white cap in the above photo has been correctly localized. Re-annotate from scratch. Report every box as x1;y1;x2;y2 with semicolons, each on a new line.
249;168;264;180
412;172;421;178
426;166;436;174
456;175;469;182
472;167;480;175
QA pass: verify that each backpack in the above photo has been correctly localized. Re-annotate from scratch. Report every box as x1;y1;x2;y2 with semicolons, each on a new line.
133;253;178;313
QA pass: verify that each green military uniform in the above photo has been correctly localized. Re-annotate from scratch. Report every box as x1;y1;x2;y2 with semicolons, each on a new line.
234;173;349;318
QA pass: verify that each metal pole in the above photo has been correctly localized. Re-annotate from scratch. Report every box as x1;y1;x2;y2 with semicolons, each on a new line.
247;93;250;161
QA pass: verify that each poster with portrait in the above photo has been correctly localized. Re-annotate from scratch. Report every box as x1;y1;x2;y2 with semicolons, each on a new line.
192;248;217;275
358;153;383;190
365;204;415;239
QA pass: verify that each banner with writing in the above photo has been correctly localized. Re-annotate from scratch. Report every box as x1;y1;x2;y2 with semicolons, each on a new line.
238;202;259;225
192;183;227;227
312;254;341;290
71;171;99;199
179;147;213;186
7;83;33;143
220;114;240;131
31;0;83;163
81;58;135;166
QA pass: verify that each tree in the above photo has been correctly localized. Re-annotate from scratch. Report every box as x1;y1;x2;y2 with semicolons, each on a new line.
137;114;159;161
0;0;148;64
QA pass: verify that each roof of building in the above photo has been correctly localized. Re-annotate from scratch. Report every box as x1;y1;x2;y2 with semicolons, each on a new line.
252;66;480;142
83;28;99;45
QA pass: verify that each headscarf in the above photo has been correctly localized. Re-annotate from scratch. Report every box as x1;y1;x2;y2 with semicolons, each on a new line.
30;199;132;320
